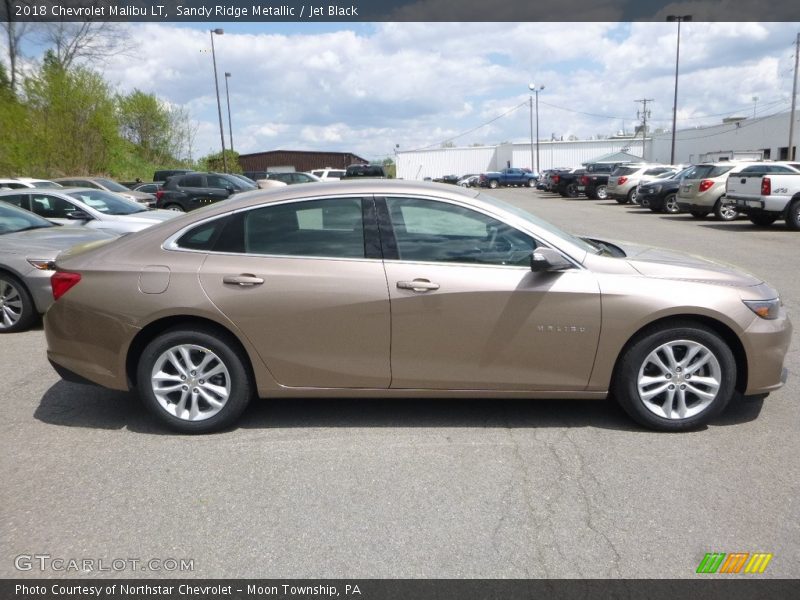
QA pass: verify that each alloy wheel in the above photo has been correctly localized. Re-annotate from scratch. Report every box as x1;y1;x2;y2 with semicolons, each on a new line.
0;279;23;330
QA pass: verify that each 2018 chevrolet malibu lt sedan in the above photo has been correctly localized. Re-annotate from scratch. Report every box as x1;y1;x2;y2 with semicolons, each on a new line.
0;202;117;333
44;181;792;433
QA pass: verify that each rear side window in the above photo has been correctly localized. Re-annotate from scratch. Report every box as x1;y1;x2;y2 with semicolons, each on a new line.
244;198;365;258
690;165;733;179
180;174;203;187
0;193;29;208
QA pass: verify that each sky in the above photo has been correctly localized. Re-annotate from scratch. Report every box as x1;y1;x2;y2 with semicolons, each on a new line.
11;21;800;161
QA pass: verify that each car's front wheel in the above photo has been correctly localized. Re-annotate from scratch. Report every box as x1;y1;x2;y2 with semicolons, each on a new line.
137;327;253;433
612;323;736;431
488;180;499;189
164;203;185;212
527;178;536;188
662;193;680;214
0;274;37;333
713;196;738;221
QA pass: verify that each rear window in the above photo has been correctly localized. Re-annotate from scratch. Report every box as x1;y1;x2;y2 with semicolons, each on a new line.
611;166;639;176
689;165;734;179
643;168;672;176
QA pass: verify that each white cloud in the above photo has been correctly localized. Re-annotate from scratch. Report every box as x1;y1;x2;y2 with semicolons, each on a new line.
67;21;800;161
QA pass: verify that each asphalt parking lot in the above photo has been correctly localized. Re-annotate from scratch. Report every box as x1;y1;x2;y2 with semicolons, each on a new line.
1;187;798;579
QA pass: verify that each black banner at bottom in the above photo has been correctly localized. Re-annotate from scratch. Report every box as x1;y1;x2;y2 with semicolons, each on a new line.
3;579;800;600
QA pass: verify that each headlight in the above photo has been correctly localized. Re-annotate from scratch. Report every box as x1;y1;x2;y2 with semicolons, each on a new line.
27;259;56;270
743;298;781;320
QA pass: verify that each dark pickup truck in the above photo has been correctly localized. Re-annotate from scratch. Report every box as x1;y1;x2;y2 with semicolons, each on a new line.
155;172;257;212
479;168;537;189
578;163;627;199
553;168;586;197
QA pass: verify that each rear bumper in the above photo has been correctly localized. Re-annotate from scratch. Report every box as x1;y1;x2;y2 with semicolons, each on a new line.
733;196;791;216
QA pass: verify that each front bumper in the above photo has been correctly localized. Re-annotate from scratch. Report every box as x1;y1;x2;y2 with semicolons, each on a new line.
742;310;793;395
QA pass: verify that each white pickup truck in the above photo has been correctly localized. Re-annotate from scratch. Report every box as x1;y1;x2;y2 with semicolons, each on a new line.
725;162;800;229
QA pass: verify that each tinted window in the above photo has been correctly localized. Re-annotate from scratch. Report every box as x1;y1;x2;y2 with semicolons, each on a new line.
0;193;29;209
31;181;61;188
180;174;203;187
95;178;129;192
690;165;734;179
386;197;534;266
644;168;672;176
176;219;224;250
207;174;235;190
243;198;365;258
29;194;78;219
611;166;639;176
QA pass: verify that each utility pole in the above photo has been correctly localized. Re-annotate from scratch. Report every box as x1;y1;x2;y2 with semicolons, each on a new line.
789;32;799;161
635;99;653;160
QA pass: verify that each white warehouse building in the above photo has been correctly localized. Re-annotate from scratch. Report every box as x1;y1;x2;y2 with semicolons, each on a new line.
396;110;799;180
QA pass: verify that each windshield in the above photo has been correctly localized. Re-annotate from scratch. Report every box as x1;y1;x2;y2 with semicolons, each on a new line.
66;190;147;215
95;178;131;192
0;201;54;233
229;174;258;188
476;192;599;255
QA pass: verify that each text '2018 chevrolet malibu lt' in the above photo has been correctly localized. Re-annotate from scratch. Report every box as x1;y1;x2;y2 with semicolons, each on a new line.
44;181;791;433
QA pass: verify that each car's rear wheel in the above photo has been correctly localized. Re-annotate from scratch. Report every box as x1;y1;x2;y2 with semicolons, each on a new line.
612;323;736;431
713;196;738;221
786;199;800;231
566;183;579;197
0;274;37;333
488;180;499;189
137;327;253;433
627;188;638;204
595;185;608;200
662;193;680;214
164;203;185;212
748;214;778;227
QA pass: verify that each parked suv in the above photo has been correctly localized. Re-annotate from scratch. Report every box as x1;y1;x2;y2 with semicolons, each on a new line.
341;164;387;178
156;172;257;212
637;166;696;214
607;165;675;204
676;162;760;221
153;169;193;183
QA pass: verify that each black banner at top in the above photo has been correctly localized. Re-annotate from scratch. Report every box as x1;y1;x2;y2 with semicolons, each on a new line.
1;0;800;22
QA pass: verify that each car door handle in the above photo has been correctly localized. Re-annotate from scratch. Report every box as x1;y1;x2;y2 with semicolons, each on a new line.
223;274;264;286
397;279;440;292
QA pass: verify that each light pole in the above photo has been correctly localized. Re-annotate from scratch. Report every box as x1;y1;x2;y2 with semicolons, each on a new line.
528;83;544;175
752;96;758;119
667;15;691;165
209;28;227;172
224;72;234;153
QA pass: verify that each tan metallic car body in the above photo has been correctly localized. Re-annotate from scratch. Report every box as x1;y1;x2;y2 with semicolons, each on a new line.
44;181;791;433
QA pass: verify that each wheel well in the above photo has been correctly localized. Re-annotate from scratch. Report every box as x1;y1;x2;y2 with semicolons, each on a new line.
125;316;255;389
610;314;748;394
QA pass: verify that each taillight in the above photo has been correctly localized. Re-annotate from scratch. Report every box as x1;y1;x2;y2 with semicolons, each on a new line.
51;272;81;300
156;189;164;200
698;179;714;192
761;177;771;195
617;177;628;185
580;175;589;185
552;175;560;183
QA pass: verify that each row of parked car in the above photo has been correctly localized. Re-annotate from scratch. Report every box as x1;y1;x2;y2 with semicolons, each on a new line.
538;160;800;229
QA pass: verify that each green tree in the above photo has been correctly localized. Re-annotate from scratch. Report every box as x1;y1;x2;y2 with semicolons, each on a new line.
24;50;121;174
199;149;242;173
117;89;172;163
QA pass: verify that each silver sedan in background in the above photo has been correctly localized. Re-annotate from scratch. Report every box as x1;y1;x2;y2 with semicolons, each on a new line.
0;188;180;235
0;202;117;333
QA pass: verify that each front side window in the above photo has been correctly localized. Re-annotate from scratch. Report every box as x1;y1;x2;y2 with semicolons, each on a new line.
66;190;146;215
244;198;365;258
385;197;535;266
29;194;79;219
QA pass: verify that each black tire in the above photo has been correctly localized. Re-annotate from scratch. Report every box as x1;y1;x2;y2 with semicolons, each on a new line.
689;210;707;219
164;203;185;212
612;322;737;431
662;193;680;214
595;185;608;200
627;188;637;205
488;180;499;189
713;196;738;221
566;183;579;198
0;273;38;333
748;214;778;227
649;203;662;213
137;326;254;433
786;200;800;231
527;178;536;188
585;188;598;200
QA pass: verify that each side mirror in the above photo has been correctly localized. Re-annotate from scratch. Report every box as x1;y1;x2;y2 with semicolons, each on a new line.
530;248;573;273
225;185;235;194
65;210;91;221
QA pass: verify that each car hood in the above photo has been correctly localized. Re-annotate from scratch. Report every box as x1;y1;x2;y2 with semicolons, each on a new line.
0;226;116;256
616;242;763;287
